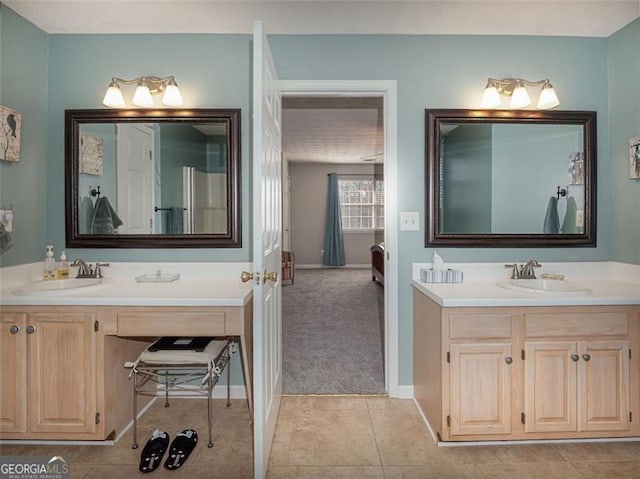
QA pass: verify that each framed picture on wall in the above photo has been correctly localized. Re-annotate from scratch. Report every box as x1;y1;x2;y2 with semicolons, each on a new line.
0;105;22;163
630;137;640;180
80;132;104;175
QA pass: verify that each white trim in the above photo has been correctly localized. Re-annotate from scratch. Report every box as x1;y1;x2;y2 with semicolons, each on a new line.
395;384;414;399
279;80;399;398
413;397;439;444
437;437;640;447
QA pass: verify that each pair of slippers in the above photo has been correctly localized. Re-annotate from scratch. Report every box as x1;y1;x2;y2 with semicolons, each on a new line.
139;429;198;473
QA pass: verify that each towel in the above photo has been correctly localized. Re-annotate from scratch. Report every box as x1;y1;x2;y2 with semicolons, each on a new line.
561;196;578;233
543;196;559;234
167;207;184;234
90;196;123;234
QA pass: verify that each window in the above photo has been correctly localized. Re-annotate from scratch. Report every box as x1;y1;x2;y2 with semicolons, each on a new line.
338;176;384;230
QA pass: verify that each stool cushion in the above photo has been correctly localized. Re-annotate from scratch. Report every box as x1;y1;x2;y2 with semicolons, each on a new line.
138;340;229;365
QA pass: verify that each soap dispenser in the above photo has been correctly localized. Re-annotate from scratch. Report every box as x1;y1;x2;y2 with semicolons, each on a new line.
43;245;56;280
56;251;69;279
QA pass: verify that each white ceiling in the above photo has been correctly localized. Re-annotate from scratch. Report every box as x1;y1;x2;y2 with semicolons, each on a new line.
282;97;384;164
4;1;639;37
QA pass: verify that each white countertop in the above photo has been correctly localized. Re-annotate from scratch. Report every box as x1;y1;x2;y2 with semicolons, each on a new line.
411;261;640;307
0;262;253;307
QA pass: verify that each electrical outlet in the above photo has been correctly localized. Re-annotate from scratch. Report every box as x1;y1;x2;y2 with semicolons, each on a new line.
400;211;419;231
0;209;13;232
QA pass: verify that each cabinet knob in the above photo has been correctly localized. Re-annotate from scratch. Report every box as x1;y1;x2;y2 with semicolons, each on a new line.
582;353;591;361
505;356;513;364
571;354;580;362
26;325;36;334
9;325;20;334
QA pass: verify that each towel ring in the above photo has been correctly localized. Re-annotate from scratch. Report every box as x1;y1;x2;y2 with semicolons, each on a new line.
90;186;101;198
556;186;567;200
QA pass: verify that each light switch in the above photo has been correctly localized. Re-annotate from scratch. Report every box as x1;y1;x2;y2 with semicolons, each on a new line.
400;211;419;231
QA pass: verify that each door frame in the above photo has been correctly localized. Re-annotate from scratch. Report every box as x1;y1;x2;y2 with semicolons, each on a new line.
279;80;400;397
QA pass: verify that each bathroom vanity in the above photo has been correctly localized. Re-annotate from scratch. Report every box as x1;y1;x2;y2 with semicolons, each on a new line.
0;263;253;442
412;262;640;442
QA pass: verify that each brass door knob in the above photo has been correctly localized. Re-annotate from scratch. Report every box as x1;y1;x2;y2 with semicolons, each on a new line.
264;271;278;283
240;271;254;283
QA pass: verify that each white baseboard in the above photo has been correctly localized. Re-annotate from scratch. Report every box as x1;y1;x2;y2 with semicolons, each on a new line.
390;384;414;399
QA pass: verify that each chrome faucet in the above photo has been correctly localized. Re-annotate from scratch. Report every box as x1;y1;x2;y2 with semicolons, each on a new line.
72;259;110;279
505;260;542;279
72;259;93;278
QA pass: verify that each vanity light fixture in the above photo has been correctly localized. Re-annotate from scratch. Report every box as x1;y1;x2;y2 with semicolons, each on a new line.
480;77;559;110
102;76;183;108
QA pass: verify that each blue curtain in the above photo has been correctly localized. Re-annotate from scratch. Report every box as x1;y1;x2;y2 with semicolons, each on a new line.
322;173;345;266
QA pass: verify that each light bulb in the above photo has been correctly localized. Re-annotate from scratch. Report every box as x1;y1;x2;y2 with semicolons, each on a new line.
537;82;560;109
162;79;183;107
132;79;154;107
481;83;501;109
510;81;531;109
102;81;125;108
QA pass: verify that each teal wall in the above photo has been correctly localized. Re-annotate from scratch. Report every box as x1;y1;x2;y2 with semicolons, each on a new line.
0;6;48;266
608;18;640;264
46;33;252;261
441;124;492;233
2;5;639;386
269;34;611;384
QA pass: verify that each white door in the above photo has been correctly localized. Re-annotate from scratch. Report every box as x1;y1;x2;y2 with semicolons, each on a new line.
252;21;283;479
116;124;154;234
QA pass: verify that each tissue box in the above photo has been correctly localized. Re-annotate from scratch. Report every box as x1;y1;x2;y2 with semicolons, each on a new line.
420;268;463;284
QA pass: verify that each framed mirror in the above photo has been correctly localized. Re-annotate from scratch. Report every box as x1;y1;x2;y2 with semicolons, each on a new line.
65;109;241;248
425;109;596;247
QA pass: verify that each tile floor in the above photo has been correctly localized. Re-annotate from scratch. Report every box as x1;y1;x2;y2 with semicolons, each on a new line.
267;395;640;479
2;395;640;478
0;398;253;478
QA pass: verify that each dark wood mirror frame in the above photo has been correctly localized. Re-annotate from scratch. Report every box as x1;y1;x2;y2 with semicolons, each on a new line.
426;109;597;247
65;108;241;248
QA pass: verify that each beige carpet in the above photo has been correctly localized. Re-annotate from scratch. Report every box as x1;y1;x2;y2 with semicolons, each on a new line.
282;268;385;394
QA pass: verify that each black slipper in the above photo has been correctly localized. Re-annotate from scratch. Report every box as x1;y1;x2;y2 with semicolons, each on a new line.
139;429;170;473
164;429;198;470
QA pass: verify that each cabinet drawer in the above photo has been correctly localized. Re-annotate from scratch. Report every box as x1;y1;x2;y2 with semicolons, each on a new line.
117;312;226;336
449;313;512;339
525;312;628;338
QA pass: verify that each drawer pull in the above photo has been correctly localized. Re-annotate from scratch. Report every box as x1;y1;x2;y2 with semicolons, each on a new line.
571;354;580;362
505;356;513;365
582;353;591;361
26;325;36;334
9;325;20;334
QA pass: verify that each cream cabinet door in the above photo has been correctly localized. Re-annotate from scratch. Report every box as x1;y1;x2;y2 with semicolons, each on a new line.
578;340;630;432
449;342;512;436
524;341;577;433
0;313;27;433
27;312;97;434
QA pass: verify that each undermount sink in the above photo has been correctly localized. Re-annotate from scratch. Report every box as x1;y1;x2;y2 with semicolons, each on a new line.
12;278;103;295
496;278;591;296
